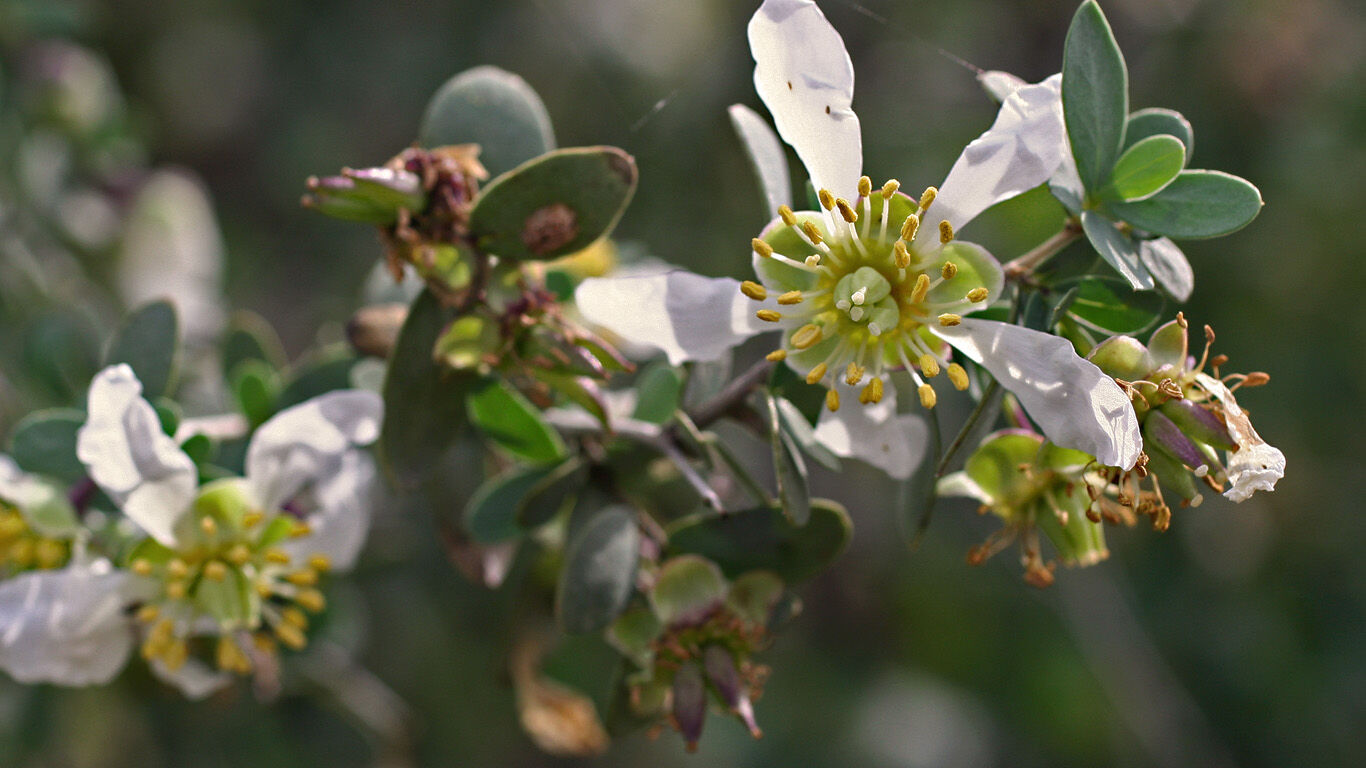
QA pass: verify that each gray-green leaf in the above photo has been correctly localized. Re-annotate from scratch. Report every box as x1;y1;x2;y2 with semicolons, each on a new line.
105;301;179;399
1123;107;1193;165
1108;170;1263;239
556;505;640;634
1081;211;1153;290
418;66;555;178
1063;0;1129;193
9;409;87;484
1106;134;1184;201
466;377;566;464
665;500;852;583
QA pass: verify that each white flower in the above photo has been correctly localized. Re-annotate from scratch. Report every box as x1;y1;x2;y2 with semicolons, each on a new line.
576;0;1141;476
1193;373;1285;502
0;455;82;572
2;363;386;696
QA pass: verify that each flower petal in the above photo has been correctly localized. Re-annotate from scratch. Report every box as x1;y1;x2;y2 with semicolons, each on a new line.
1138;237;1194;302
77;364;198;546
575;272;768;366
812;385;928;480
728;103;793;218
0;455;79;537
280;449;378;572
977;70;1028;102
934;74;1066;233
933;319;1142;469
1194;373;1285;502
748;0;861;199
936;471;993;505
246;389;383;512
0;562;138;686
149;656;232;700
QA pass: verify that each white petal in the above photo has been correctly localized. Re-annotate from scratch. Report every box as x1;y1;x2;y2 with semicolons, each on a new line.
749;0;861;199
1139;237;1194;302
728;103;793;218
977;70;1028;102
0;562;137;686
933;319;1142;469
937;471;993;504
0;455;79;536
281;449;378;572
149;657;232;700
813;385;928;480
1194;373;1285;502
77;365;197;546
246;389;383;512
574;272;768;366
934;74;1066;233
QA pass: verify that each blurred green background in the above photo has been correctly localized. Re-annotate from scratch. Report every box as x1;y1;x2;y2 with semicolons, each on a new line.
1;0;1362;765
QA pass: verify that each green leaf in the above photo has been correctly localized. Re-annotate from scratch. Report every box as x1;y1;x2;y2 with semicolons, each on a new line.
1081;211;1153;290
468;147;638;261
276;353;359;410
380;290;473;492
649;555;727;626
1106;134;1184;201
532;369;610;428
963;431;1045;506
1107;170;1263;239
726;571;786;626
766;394;810;526
631;364;682;424
105;301;179;399
223;311;287;374
728;103;791;219
9;409;86;484
24;311;100;401
1123;108;1193;165
517;457;587;529
1063;275;1166;336
607;606;662;667
466;377;566;464
463;463;557;543
230;359;279;428
665;500;852;583
1062;0;1129;193
556;505;640;634
418;66;555;178
774;396;839;471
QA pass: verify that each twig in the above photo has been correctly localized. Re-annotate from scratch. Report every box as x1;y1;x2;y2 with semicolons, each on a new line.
1003;220;1082;281
687;358;773;429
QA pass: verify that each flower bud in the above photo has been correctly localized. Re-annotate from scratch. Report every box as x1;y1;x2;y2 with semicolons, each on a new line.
671;661;707;752
1158;398;1236;451
1142;410;1207;469
703;645;762;738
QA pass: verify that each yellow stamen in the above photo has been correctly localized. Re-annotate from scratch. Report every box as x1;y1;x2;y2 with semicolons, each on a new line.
919;186;937;211
941;262;958;280
203;561;228;582
894;240;911;269
286;569;319;587
132;558;154;576
766;349;788;362
242;511;265;528
845;362;864;385
756;309;783;323
167;558;189;578
881;179;900;199
295;589;327;613
919;354;940;378
216;636;252;674
165;580;188;600
900;214;920;242
778;205;797;226
136;605;160;623
777;290;804;305
274;621;307;651
200;516;218;537
791;324;823;350
818;189;835;210
826;388;841;412
281;607;310;630
836;198;857;223
948;363;970;391
805;363;828;386
35;539;62;569
227;544;252;566
939;220;954;244
307;555;332;573
801;221;824;245
289;521;312;538
264;548;291;565
741;280;768;300
858;176;873;197
751;238;773;258
918;384;938;409
161;639;188;671
938;313;962;327
859;378;884;405
966;287;989;303
911;273;931;304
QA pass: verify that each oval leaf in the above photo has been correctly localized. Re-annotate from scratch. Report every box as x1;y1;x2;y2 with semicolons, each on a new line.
556;505;640;634
467;377;566;464
518;457;587;529
767;393;809;526
1108;170;1263;239
664;500;852;583
469;147;638;261
418;66;555;178
1064;276;1166;336
464;463;558;543
1063;0;1129;192
9;409;87;484
1081;211;1153;290
649;555;728;626
1124;107;1193;164
1107;134;1184;201
105;301;179;399
631;364;682;425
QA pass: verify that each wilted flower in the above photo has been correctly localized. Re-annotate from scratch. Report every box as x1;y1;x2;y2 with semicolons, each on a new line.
576;0;1140;477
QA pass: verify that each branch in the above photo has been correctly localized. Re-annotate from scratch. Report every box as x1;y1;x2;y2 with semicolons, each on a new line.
1003;219;1082;281
687;358;774;429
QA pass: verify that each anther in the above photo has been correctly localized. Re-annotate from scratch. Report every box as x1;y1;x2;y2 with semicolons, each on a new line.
826;388;841;412
766;349;788;362
801;221;824;244
1210;354;1229;368
818;189;835;211
740;280;768;300
804;254;822;266
290;522;312;538
165;581;188;600
900;214;920;241
203;561;228;581
1176;312;1188;329
779;205;797;226
1204;325;1216;344
282;607;310;630
274;622;307;650
264;548;292;565
845;363;864;385
966;287;989;303
938;313;962;326
777;290;804;305
750;238;773;258
756;309;782;323
939;220;954;244
859;378;884;405
919;186;937;211
851;287;867;306
286;569;319;587
911;273;931;303
918;384;938;409
805;363;828;385
858;176;873;197
167;559;190;579
947;363;970;391
295;589;327;613
919;354;940;378
941;262;958;280
1242;372;1271;387
132;558;154;576
136;605;160;623
894;241;912;268
242;511;265;528
200;516;218;537
836;198;858;223
791;324;823;349
308;555;332;573
227;544;252;566
881;179;900;199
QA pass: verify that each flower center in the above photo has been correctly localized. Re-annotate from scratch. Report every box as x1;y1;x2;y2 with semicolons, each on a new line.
130;497;331;676
0;504;70;574
745;177;992;411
